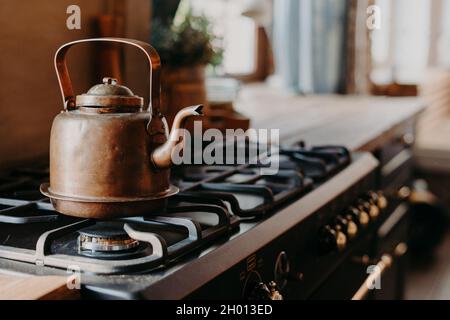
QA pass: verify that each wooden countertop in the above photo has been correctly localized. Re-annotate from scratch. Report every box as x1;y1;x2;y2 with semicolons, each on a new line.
0;274;79;300
235;84;426;151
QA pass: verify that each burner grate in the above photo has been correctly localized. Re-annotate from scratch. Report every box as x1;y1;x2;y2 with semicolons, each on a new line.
0;141;350;275
280;143;351;180
174;166;313;218
0;198;239;274
0;199;59;224
0;164;48;201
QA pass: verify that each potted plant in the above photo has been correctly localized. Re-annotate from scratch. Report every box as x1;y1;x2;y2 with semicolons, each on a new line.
151;6;223;119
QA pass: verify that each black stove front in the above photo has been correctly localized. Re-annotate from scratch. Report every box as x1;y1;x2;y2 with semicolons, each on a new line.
0;142;394;300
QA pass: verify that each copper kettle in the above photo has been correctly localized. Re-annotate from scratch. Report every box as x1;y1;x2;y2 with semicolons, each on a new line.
40;38;203;219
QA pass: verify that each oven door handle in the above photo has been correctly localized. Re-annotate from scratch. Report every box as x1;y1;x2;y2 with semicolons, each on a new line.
351;254;392;300
351;242;408;300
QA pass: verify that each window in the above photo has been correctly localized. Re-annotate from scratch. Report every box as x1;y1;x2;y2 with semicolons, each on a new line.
189;0;257;76
371;0;431;84
436;0;450;67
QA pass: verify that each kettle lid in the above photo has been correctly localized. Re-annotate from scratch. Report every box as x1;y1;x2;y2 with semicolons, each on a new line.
76;77;144;108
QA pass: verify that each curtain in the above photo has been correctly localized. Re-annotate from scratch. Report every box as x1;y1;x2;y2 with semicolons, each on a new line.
437;0;450;67
273;0;349;94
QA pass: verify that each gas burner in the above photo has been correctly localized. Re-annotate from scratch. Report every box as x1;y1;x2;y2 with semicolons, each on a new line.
78;222;139;256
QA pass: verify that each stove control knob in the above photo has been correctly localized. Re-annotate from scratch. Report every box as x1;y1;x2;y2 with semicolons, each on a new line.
249;282;283;300
319;225;347;253
367;191;388;211
376;191;388;209
358;200;379;221
365;200;380;220
274;251;304;287
334;227;347;251
347;206;370;228
268;281;283;300
335;215;358;239
369;204;380;220
248;282;270;300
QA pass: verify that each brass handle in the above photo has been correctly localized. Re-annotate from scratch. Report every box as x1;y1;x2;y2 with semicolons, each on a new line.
351;242;407;300
352;254;392;300
54;37;161;113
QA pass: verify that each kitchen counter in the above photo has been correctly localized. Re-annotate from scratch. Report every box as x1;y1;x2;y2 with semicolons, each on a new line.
235;83;426;151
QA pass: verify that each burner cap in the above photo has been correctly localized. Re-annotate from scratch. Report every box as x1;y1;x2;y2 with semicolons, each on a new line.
78;222;139;253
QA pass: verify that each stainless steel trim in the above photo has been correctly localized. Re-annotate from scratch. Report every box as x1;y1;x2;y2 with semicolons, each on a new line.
377;203;408;238
381;149;412;177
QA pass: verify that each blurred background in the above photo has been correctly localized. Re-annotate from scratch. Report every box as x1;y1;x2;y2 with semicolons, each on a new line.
1;0;450;299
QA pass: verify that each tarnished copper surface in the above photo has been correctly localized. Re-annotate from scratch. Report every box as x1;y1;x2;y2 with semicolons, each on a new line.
42;38;202;219
40;183;176;219
76;77;144;108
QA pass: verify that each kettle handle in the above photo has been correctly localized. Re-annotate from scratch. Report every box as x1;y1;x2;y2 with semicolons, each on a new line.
54;37;161;113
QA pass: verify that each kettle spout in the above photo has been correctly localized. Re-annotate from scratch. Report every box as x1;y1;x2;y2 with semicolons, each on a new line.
151;105;203;170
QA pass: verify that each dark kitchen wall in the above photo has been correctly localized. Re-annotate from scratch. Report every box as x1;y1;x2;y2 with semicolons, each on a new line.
0;0;151;169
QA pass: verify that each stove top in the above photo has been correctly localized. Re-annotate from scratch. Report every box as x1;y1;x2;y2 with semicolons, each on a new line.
0;141;365;298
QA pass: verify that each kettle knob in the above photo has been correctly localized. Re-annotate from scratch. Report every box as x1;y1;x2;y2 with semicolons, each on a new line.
103;77;118;85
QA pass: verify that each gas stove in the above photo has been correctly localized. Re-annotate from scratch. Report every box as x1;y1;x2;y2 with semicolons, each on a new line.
0;141;385;299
